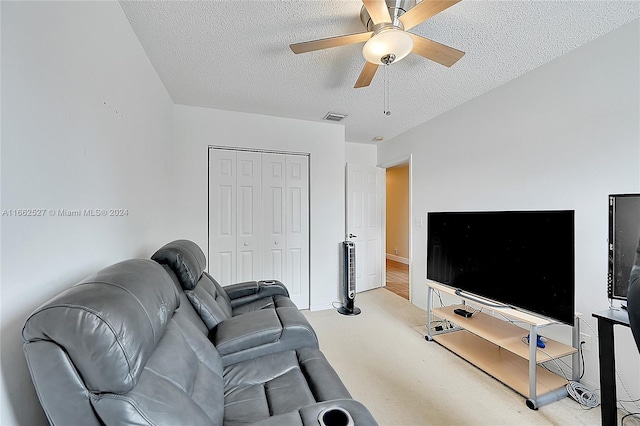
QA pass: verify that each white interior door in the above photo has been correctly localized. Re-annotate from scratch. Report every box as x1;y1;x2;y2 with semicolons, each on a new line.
346;163;384;292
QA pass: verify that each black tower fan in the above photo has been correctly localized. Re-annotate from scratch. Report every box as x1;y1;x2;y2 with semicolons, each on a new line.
338;241;361;315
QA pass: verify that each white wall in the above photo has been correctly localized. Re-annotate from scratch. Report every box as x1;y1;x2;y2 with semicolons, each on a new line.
173;105;347;311
346;141;377;166
378;19;640;398
1;2;176;424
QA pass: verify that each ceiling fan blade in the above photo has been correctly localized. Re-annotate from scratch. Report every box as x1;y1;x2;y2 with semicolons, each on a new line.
354;61;379;88
363;0;392;24
290;32;372;54
399;0;461;31
410;33;464;67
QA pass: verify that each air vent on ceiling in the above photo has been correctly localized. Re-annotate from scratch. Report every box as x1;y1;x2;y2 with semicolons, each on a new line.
323;112;347;122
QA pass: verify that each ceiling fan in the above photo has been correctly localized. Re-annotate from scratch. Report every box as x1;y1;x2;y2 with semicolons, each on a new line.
290;0;465;88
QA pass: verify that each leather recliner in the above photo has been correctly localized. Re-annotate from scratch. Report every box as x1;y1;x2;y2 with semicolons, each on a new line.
22;259;377;425
152;239;318;365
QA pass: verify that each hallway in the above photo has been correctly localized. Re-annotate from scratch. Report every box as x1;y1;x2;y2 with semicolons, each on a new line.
385;259;409;300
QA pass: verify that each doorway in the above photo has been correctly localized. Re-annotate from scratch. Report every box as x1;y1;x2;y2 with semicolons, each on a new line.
384;161;411;300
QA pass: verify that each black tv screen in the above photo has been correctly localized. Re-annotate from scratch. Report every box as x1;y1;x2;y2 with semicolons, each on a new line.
608;194;640;301
427;210;575;325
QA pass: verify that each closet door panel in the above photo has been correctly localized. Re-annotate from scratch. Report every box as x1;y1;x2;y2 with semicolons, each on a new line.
236;151;262;282
261;153;286;283
285;155;309;308
208;149;237;284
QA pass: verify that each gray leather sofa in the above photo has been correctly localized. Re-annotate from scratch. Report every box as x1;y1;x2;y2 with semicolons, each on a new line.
151;239;319;365
22;258;377;425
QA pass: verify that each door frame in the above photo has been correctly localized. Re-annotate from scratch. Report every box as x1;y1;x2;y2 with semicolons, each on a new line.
379;154;413;302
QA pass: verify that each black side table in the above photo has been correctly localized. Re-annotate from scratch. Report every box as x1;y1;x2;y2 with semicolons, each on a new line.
592;308;630;426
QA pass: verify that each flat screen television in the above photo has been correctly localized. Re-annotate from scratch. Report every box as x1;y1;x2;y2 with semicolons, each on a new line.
427;210;575;325
608;194;640;301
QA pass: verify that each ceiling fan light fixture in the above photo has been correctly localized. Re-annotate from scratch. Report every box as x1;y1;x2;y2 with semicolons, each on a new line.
362;28;414;65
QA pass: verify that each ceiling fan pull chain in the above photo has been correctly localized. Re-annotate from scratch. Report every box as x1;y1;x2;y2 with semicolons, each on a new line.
384;64;391;116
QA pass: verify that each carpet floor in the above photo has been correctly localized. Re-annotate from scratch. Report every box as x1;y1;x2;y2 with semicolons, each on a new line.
304;288;602;426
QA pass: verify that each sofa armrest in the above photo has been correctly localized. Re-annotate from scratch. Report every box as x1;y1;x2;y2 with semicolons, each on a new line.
226;280;289;308
211;308;319;366
278;307;319;350
224;281;260;300
210;309;282;356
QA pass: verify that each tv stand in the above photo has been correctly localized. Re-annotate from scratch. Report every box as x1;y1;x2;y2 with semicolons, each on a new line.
425;282;579;409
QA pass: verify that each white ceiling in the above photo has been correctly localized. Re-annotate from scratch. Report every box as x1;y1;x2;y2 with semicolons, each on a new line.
119;1;640;144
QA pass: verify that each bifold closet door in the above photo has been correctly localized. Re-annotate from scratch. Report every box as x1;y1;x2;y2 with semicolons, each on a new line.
209;148;310;309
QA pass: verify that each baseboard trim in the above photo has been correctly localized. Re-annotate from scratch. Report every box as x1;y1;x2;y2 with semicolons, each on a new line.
386;254;409;265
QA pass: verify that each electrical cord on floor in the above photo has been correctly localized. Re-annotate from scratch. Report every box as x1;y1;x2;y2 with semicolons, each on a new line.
566;380;599;409
520;336;599;409
552;341;599;409
576;317;640;413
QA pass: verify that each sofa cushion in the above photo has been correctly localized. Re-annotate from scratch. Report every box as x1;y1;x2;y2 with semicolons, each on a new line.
161;265;209;336
222;348;352;426
90;311;225;424
186;272;234;327
22;259;179;393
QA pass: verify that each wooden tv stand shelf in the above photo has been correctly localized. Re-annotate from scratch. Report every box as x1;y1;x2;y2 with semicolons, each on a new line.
426;282;579;409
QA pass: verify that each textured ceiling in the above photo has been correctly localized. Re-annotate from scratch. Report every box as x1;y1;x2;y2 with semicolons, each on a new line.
119;1;640;144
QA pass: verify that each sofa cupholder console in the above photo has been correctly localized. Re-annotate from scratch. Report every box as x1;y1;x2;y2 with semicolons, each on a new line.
318;407;354;426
